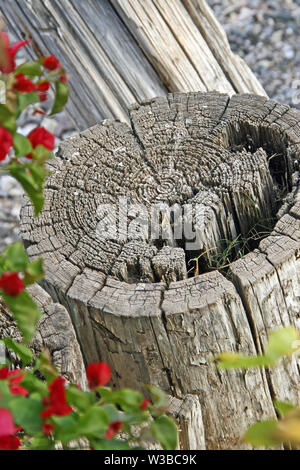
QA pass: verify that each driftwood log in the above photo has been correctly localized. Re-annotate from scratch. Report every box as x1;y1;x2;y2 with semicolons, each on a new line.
1;0;266;129
19;92;300;449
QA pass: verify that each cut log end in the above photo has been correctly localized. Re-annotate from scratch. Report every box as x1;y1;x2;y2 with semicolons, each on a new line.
21;93;299;285
20;92;300;449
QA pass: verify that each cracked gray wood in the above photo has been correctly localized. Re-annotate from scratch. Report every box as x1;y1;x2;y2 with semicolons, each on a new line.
20;92;300;449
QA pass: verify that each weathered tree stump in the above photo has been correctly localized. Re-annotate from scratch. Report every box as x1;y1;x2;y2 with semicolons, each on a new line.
20;92;300;449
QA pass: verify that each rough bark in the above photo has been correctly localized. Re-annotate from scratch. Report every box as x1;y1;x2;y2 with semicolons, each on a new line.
19;92;300;449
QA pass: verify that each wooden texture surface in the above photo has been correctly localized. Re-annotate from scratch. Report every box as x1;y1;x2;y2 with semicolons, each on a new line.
20;92;300;449
0;0;266;130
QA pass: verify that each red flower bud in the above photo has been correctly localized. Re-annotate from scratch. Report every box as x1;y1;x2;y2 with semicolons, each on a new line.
42;422;54;436
13;73;35;93
0;126;13;161
105;421;122;440
140;399;151;411
40;376;72;419
58;74;68;83
0;408;18;437
35;81;50;102
26;126;55;159
86;362;111;389
0;272;25;297
42;55;60;70
0;435;20;450
0;367;28;396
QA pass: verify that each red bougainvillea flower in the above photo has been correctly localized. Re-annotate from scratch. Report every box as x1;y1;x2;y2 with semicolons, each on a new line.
0;31;30;74
26;126;55;159
0;408;20;450
40;376;72;419
13;73;35;93
105;421;122;440
0;126;13;162
0;272;25;297
140;399;151;411
0;435;20;450
42;55;60;70
35;81;50;102
42;422;54;436
0;408;18;437
86;362;111;389
27;126;55;150
0;367;28;396
58;74;68;83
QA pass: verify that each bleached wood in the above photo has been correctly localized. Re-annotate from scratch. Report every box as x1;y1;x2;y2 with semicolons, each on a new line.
167;395;206;450
110;0;266;97
1;0;266;131
182;0;266;95
0;0;166;128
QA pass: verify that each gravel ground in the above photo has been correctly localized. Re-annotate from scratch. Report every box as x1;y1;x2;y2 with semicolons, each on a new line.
2;1;300;250
207;0;300;105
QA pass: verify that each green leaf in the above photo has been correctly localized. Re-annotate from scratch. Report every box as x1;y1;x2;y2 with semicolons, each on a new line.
15;61;42;77
66;386;95;412
1;290;42;344
146;385;167;409
8;162;47;216
13;133;32;157
274;401;297;418
27;436;55;450
0;380;14;408
0;104;16;133
151;416;178;450
50;81;68;115
24;258;44;285
216;352;269;370
38;350;59;383
20;372;47;396
51;414;79;443
53;407;110;444
76;407;109;438
2;338;33;365
91;439;131;450
33;145;53;164
3;241;28;272
216;327;300;370
108;389;143;412
122;410;148;427
244;420;279;448
8;396;43;434
101;404;123;423
264;327;300;363
17;92;39;112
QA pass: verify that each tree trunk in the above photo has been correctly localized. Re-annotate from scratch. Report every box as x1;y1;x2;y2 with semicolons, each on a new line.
20;92;300;449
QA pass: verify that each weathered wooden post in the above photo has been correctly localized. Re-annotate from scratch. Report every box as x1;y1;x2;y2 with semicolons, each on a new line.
20;92;300;449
